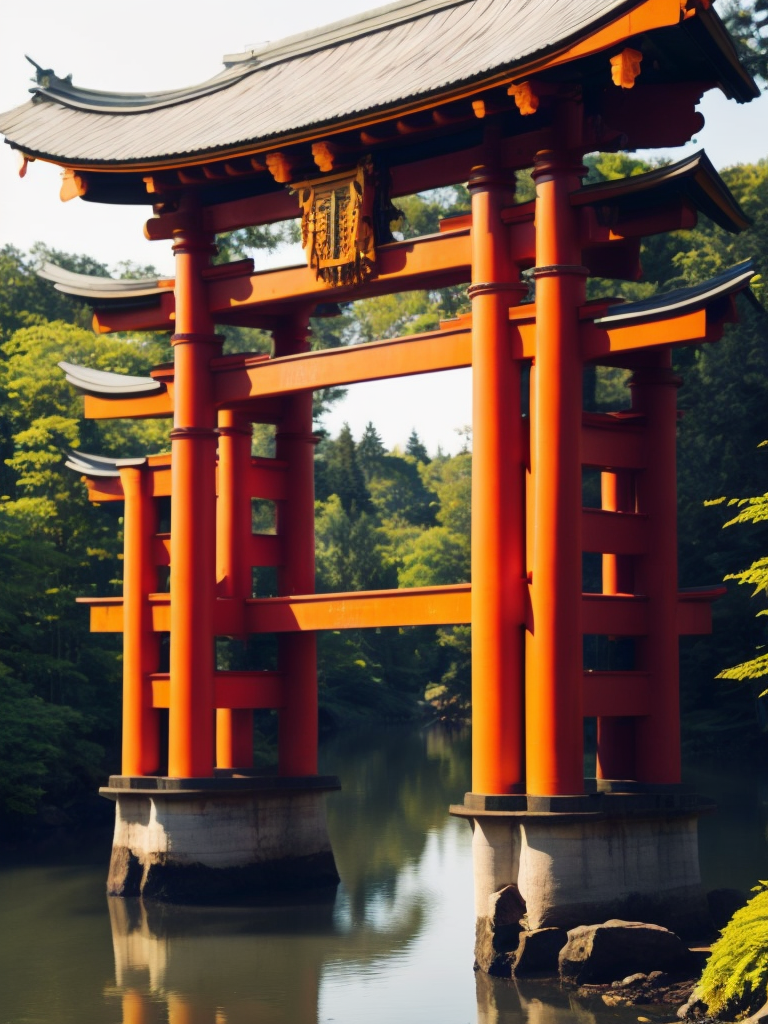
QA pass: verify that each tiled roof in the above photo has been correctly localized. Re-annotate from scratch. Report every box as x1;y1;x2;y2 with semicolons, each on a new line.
0;0;756;167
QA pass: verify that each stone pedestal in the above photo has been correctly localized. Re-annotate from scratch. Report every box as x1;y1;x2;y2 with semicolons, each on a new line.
451;783;714;972
101;773;340;902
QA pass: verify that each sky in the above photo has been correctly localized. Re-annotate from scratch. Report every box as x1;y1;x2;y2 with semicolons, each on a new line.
0;0;766;454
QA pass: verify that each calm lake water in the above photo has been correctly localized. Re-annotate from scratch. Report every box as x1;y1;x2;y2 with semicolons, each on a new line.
0;726;765;1024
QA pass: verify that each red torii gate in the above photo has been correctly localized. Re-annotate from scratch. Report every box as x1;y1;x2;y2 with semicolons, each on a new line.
3;0;759;941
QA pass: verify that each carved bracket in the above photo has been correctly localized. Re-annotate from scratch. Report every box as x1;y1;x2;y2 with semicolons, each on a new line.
610;48;643;89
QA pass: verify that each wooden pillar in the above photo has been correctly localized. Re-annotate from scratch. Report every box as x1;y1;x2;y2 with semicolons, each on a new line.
168;204;220;778
216;408;254;769
631;352;682;784
597;469;637;779
469;152;526;795
274;312;318;777
526;102;586;796
119;465;160;776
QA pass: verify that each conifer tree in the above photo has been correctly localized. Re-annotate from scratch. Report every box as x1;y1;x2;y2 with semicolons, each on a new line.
405;429;430;464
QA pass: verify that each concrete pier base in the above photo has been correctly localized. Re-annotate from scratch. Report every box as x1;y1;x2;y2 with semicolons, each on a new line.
451;784;714;972
101;773;340;902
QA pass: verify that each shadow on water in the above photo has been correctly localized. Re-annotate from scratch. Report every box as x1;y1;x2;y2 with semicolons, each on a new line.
0;726;765;1024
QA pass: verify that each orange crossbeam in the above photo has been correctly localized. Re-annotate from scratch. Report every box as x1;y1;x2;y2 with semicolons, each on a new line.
582;508;649;555
93;229;472;334
83;307;730;423
78;585;717;637
581;309;709;361
582;594;648;635
150;671;284;709
245;584;473;631
251;534;282;566
582;413;646;470
582;671;651;717
214;321;474;404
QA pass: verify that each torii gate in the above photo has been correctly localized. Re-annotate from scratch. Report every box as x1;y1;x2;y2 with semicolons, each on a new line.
2;0;758;948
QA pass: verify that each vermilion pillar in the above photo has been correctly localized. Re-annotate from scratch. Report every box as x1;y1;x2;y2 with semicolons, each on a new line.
119;465;160;776
168;208;220;778
469;156;526;795
597;469;637;779
274;313;318;777
216;408;254;769
631;353;682;783
526;105;586;796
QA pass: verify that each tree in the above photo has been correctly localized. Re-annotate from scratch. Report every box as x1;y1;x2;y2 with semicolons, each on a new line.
707;467;768;692
405;429;430;464
316;423;371;515
721;0;768;81
357;421;387;478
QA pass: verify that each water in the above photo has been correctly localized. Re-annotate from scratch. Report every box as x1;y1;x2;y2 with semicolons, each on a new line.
0;726;765;1024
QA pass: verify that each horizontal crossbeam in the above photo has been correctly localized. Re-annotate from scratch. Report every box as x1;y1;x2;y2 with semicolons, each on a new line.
78;584;718;635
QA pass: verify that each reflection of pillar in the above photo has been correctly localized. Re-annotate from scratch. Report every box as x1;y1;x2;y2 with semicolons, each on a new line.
526;104;586;797
121;991;147;1024
469;154;526;795
168;206;220;778
273;313;318;777
216;408;254;769
597;469;636;779
631;353;682;784
167;993;210;1024
119;466;160;776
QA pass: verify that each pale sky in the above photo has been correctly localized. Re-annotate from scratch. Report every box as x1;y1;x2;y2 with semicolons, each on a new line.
1;1;766;454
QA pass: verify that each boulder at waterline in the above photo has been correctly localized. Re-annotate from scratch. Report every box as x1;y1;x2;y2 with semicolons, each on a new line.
559;920;694;984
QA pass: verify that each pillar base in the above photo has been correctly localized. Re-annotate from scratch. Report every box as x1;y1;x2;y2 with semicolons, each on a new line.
101;773;340;903
451;784;714;972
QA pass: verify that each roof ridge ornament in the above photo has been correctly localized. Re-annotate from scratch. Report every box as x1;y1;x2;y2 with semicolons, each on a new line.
25;55;72;93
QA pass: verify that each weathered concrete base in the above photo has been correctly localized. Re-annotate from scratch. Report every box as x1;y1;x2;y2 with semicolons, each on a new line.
451;785;714;972
101;773;340;902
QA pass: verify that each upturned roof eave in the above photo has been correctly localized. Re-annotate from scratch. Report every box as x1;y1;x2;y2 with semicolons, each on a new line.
2;55;572;172
3;0;757;173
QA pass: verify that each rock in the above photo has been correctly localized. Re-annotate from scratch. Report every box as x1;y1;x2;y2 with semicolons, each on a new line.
647;971;670;987
676;991;708;1019
613;973;649;988
559;919;695;985
511;927;567;976
707;888;748;931
602;990;651;1006
474;885;525;976
746;998;768;1023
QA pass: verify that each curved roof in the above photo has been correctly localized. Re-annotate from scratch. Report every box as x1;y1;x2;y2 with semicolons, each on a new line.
0;0;757;168
41;263;172;299
63;449;146;477
58;361;164;397
595;259;757;325
573;150;752;233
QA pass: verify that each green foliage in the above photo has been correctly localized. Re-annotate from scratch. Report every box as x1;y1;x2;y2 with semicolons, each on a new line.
721;0;768;81
698;883;768;1018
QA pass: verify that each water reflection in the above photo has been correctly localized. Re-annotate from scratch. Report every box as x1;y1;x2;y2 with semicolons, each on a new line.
102;726;472;1024
1;728;765;1024
477;973;647;1024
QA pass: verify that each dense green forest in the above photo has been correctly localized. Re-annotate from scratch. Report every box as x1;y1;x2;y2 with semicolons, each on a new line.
0;150;767;831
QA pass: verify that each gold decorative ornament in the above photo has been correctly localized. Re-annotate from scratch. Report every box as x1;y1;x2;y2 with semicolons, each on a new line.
292;158;376;287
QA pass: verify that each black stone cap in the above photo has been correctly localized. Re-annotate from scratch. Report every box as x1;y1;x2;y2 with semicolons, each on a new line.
450;786;716;820
100;773;341;799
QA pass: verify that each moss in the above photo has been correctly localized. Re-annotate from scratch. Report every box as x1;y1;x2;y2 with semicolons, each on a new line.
698;882;768;1018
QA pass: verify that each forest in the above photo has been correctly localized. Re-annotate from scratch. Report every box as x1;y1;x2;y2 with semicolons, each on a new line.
0;147;766;833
